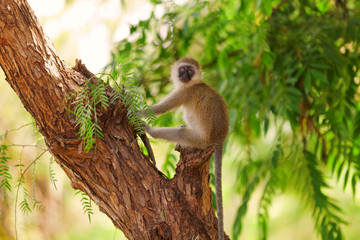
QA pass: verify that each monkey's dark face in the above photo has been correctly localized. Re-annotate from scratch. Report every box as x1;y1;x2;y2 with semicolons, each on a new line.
178;65;195;83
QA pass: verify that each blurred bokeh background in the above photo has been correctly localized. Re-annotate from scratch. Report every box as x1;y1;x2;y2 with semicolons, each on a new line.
1;0;360;239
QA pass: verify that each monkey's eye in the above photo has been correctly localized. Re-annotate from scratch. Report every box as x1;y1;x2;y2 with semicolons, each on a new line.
179;66;186;74
188;67;195;76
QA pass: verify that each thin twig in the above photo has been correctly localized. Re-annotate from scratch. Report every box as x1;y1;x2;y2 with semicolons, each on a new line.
7;144;47;151
14;149;48;240
0;122;33;137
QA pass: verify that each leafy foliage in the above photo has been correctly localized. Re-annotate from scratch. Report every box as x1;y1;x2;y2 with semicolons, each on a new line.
69;58;155;152
0;124;51;238
108;0;360;239
15;150;47;215
303;151;345;240
0;142;12;201
105;58;156;133
70;76;108;152
1;123;97;234
49;157;58;190
75;189;94;223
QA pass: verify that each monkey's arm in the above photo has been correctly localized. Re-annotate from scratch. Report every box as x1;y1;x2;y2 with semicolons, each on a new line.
151;89;185;115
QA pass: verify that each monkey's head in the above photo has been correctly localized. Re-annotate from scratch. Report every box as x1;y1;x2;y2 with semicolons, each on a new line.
171;57;202;87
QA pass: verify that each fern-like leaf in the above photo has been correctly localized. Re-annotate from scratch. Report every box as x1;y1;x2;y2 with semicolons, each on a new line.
20;198;31;215
258;176;275;240
105;57;155;132
33;200;46;213
68;58;155;155
0;144;12;199
303;151;345;239
75;190;94;223
19;187;31;215
49;157;58;190
69;75;111;152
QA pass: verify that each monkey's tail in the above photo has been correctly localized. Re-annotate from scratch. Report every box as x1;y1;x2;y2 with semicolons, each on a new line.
214;144;224;240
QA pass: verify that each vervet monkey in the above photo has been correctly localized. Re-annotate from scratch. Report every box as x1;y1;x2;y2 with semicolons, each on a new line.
145;57;229;240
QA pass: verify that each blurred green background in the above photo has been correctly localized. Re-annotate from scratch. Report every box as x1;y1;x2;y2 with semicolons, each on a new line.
1;0;360;239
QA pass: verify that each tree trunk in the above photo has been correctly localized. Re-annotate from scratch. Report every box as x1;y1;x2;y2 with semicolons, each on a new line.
0;1;229;239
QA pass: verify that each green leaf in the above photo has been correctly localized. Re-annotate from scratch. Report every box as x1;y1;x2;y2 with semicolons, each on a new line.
310;69;328;84
304;70;312;94
262;0;272;16
261;51;273;69
20;198;31;214
286;87;303;97
343;168;350;190
288;102;301;114
271;145;281;168
218;50;228;80
263;115;269;135
75;190;94;223
351;174;357;197
308;63;331;70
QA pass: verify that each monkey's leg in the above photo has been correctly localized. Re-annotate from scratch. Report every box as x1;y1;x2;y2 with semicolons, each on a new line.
146;126;205;149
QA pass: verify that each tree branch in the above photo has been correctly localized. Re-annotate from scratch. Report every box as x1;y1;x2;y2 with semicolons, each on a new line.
0;0;228;239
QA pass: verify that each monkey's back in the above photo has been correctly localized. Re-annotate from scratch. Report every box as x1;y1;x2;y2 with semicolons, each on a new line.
183;82;229;146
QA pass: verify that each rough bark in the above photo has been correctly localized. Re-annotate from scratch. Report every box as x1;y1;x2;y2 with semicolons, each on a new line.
0;0;229;239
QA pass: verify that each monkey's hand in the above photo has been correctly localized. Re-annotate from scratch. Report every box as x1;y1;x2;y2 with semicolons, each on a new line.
144;125;161;139
143;124;152;134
